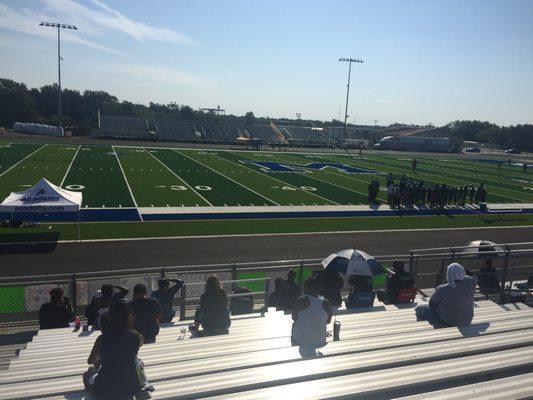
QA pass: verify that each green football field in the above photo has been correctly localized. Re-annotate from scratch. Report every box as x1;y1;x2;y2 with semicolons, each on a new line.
0;141;532;208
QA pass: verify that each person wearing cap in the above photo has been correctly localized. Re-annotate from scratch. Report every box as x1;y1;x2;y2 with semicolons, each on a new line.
415;263;475;328
151;278;184;323
377;260;415;304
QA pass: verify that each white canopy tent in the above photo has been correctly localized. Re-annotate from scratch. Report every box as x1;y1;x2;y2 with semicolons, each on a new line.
0;178;82;213
0;178;83;239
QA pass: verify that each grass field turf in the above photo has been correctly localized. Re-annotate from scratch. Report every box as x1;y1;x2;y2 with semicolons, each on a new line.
0;143;532;208
1;214;532;243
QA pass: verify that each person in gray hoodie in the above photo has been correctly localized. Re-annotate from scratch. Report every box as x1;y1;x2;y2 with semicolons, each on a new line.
415;263;475;328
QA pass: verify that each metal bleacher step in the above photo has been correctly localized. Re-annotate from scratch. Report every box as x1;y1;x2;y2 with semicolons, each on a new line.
2;304;533;400
196;347;533;400
3;328;533;400
8;302;530;371
393;372;533;400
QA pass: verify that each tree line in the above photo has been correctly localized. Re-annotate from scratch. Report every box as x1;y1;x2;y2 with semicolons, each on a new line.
1;78;531;150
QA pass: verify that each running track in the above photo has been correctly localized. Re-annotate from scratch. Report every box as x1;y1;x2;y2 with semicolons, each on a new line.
1;226;532;276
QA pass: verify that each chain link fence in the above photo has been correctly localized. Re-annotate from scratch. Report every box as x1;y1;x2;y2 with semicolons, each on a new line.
1;243;532;334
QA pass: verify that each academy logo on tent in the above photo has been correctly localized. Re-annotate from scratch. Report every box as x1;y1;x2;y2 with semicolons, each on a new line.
21;188;60;204
247;161;379;174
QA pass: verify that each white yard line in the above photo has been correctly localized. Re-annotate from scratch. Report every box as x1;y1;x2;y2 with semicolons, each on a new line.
60;145;81;187
221;152;340;206
0;144;47;178
112;145;142;221
144;148;213;207
176;150;280;206
0;142;11;149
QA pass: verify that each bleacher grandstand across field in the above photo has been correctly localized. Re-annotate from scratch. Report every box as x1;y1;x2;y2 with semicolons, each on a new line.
96;114;286;144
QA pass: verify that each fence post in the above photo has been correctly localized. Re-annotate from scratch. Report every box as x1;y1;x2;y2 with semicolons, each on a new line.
179;284;187;321
264;278;271;311
499;245;510;304
298;260;304;290
408;251;415;276
231;264;237;291
160;267;165;279
70;273;77;315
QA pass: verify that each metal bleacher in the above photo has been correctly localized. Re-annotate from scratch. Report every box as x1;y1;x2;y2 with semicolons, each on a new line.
1;298;532;399
97;115;156;140
278;126;327;146
245;125;281;143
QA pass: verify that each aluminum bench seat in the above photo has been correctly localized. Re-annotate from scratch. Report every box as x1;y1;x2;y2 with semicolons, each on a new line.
9;303;526;370
35;344;533;400
394;372;533;400
2;308;533;399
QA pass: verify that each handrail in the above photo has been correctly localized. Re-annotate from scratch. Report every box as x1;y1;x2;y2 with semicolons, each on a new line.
411;241;533;253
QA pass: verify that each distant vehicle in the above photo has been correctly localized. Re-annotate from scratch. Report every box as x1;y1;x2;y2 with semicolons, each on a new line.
505;148;521;154
374;136;450;152
464;147;481;153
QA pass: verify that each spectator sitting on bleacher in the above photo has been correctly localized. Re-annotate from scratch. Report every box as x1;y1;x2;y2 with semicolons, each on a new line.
85;302;149;400
278;269;301;311
292;277;332;349
477;259;501;294
130;284;162;344
84;284;129;328
190;275;231;336
268;278;284;310
151;278;184;323
415;263;475;328
38;287;74;330
345;275;375;308
377;260;415;304
319;270;344;307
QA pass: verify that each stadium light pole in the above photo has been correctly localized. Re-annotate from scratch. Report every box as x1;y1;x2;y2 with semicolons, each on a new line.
339;57;363;140
39;22;78;129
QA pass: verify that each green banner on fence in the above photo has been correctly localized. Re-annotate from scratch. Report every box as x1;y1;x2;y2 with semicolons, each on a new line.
296;267;313;286
236;272;266;292
0;286;25;313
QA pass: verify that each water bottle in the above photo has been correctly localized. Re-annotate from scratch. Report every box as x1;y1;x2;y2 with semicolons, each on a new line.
333;321;341;341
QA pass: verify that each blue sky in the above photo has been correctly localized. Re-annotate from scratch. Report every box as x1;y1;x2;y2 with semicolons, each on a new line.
1;0;532;126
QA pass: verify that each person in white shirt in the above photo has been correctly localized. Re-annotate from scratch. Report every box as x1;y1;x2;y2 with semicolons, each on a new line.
291;278;332;352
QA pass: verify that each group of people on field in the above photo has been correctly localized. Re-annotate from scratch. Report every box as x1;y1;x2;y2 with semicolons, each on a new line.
384;174;488;209
38;253;506;399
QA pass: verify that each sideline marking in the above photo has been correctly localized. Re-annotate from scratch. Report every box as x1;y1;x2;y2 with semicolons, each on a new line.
0;144;47;178
144;148;213;207
7;224;532;245
112;145;142;221
60;145;81;187
177;150;280;206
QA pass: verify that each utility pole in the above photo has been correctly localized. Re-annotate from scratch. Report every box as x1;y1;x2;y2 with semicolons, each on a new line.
339;57;363;140
40;22;78;129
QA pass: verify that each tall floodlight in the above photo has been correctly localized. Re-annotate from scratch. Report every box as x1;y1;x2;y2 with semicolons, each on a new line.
40;22;78;129
339;58;363;140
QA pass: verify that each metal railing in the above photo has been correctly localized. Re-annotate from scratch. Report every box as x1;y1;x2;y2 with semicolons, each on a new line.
1;243;532;334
